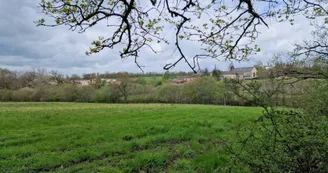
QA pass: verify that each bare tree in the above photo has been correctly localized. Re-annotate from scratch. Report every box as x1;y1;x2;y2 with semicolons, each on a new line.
294;23;328;78
21;70;38;88
70;74;81;84
50;70;65;84
295;24;328;58
0;68;14;89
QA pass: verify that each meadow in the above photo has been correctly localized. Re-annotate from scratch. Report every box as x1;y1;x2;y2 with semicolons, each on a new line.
0;103;262;172
132;76;162;84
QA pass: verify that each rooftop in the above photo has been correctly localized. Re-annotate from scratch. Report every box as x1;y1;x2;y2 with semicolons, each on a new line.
224;67;254;75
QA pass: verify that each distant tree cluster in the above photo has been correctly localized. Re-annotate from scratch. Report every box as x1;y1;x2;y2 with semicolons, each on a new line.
83;71;195;79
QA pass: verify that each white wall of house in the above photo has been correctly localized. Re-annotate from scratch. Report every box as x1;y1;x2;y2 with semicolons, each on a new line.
223;67;258;79
243;71;252;77
222;74;237;79
251;67;258;77
79;80;90;86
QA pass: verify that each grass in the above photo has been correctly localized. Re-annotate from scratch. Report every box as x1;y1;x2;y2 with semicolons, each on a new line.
0;103;262;172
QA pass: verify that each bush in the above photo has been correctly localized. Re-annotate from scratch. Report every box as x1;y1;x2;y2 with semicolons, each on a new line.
46;86;60;102
33;85;56;102
75;86;95;102
56;84;78;102
230;110;328;173
130;84;155;95
300;80;328;116
134;78;147;85
184;77;218;104
0;89;13;101
92;88;108;103
228;79;328;172
12;88;36;102
92;85;121;103
157;84;186;103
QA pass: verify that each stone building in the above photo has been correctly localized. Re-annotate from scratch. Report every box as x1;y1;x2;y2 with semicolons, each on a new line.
222;63;258;79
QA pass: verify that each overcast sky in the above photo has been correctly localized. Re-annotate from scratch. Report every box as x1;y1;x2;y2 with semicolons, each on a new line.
0;0;314;75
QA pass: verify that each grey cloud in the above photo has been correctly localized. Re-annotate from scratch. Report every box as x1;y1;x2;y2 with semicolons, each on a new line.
0;0;316;75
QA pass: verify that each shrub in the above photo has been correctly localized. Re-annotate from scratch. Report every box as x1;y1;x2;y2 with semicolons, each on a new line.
33;85;56;102
12;88;36;102
92;88;109;103
46;86;60;102
134;78;147;85
300;80;328;116
75;86;95;102
58;84;79;102
230;110;328;173
157;84;186;103
0;89;13;101
92;85;121;103
130;84;155;95
228;78;328;172
184;77;218;104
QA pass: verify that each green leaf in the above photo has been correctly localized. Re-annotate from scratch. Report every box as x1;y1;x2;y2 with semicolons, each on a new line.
257;48;261;52
56;18;61;24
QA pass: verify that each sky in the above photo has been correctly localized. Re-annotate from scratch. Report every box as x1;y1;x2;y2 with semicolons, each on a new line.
0;0;314;75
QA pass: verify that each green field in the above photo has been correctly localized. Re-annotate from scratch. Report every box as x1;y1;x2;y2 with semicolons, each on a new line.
0;103;261;172
132;76;162;84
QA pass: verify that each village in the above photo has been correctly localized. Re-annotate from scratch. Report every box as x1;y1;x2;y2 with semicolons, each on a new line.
65;63;264;86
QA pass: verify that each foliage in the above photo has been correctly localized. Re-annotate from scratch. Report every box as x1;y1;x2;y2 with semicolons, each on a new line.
230;110;328;173
226;61;328;172
161;71;172;82
75;86;96;102
33;85;52;101
184;76;218;104
202;68;210;76
157;84;185;103
134;78;147;85
58;84;79;102
0;76;312;106
0;89;13;101
0;64;319;107
300;80;328;116
92;88;109;103
117;73;132;102
212;69;223;80
12;88;36;102
214;80;235;105
92;85;121;103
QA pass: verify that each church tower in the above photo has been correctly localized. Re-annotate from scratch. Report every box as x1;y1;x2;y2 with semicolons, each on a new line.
228;62;234;71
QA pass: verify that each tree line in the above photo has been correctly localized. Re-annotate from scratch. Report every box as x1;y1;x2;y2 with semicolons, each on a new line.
0;71;307;108
1;57;325;106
